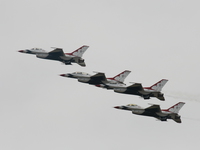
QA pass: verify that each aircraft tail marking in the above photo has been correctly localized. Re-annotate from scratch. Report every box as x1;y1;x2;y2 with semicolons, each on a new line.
70;45;89;57
164;102;185;114
111;70;131;83
146;79;168;92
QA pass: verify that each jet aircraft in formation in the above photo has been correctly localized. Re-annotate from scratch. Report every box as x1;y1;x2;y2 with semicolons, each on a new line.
60;70;131;89
18;45;185;123
114;79;168;101
114;102;185;123
60;71;168;101
18;45;89;66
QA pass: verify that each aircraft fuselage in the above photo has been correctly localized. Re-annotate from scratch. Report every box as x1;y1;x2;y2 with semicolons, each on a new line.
114;104;183;123
114;87;164;100
19;46;88;66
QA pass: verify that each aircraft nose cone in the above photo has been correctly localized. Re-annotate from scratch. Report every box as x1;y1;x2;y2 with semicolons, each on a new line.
60;74;66;77
60;73;72;78
18;50;24;53
114;106;120;109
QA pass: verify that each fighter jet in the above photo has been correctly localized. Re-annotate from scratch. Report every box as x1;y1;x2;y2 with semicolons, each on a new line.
18;45;89;66
60;70;131;88
114;79;168;101
114;102;185;123
94;70;131;89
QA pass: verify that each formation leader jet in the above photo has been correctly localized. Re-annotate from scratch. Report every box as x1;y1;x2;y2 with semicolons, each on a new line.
114;79;168;101
18;45;89;66
114;102;185;123
60;70;131;88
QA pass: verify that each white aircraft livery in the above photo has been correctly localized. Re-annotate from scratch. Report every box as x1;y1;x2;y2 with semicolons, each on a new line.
18;45;89;66
114;79;168;100
114;102;185;123
60;70;131;89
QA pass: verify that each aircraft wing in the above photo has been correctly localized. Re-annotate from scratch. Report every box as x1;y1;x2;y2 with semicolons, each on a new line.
145;105;161;113
49;48;65;56
127;83;144;91
91;73;107;82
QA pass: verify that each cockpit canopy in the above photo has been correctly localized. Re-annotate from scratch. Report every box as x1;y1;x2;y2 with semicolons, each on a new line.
127;104;137;106
73;72;91;76
31;48;45;51
126;104;142;108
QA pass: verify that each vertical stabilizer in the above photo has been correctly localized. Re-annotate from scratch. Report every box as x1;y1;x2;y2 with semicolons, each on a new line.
166;102;185;114
71;45;89;57
147;79;168;92
113;70;131;82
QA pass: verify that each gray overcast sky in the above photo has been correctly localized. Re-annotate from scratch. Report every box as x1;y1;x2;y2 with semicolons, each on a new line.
1;0;200;149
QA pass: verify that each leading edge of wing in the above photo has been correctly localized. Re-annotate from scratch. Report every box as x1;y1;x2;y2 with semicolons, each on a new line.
145;105;161;113
49;48;65;56
91;73;107;82
127;83;143;90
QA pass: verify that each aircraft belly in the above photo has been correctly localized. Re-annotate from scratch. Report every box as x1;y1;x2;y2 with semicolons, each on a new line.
36;53;49;59
140;110;164;118
60;56;71;61
78;77;90;83
88;80;102;85
115;88;140;95
141;111;155;117
156;112;168;117
132;109;145;115
40;54;71;62
138;90;150;95
114;88;127;93
43;54;61;61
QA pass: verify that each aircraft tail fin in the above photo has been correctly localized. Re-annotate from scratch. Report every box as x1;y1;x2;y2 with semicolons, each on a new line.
146;79;168;92
165;102;185;114
70;45;89;57
111;70;131;82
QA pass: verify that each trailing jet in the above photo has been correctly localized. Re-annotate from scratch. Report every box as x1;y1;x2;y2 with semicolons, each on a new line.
60;70;131;88
94;70;131;89
114;79;168;101
18;45;89;66
114;102;185;123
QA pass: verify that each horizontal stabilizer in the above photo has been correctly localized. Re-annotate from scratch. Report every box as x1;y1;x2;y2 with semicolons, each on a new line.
171;114;182;123
155;94;165;101
73;57;86;67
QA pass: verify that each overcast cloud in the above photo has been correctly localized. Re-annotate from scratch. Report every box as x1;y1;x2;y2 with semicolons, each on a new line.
1;0;200;150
